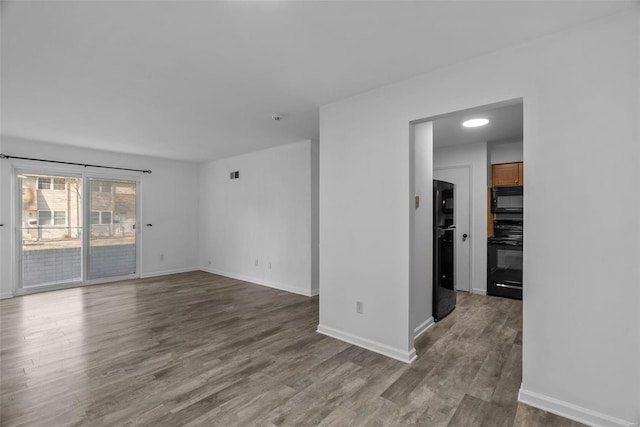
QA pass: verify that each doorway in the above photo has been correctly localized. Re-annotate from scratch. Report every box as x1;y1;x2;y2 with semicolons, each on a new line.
410;97;524;341
16;170;139;293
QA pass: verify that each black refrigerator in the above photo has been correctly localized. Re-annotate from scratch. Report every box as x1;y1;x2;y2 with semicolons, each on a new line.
433;180;456;322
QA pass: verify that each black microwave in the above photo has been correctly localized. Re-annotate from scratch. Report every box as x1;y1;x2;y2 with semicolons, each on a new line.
492;186;523;213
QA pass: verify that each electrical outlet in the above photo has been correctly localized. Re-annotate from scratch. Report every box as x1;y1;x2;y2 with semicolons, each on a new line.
356;301;363;314
254;259;259;267
160;253;165;261
268;262;272;270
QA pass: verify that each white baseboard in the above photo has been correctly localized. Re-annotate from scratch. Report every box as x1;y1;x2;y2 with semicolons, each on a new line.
140;267;198;279
317;324;417;364
471;288;487;296
518;386;638;427
201;267;316;297
414;317;434;339
0;292;13;300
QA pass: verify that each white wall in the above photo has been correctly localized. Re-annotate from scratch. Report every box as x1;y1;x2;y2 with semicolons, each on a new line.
310;139;320;293
434;142;488;295
0;136;200;297
319;8;639;426
489;140;523;165
411;122;434;341
199;140;317;296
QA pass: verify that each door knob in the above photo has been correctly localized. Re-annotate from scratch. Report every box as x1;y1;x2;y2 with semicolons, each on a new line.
462;233;468;241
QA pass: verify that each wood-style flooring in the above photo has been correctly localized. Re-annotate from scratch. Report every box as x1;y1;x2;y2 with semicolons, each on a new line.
0;271;583;426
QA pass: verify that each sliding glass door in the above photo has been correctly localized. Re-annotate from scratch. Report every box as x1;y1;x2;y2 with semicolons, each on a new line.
19;173;83;289
87;179;137;279
17;171;139;292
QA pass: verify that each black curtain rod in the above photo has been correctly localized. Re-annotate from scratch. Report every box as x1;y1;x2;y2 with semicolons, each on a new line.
0;153;152;174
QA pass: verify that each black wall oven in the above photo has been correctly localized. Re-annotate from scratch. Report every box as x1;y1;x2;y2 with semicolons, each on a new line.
491;186;523;214
488;219;523;300
487;238;523;299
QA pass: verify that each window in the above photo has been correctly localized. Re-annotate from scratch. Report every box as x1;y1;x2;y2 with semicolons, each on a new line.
38;210;51;225
53;178;65;190
101;211;111;224
90;182;112;193
90;211;100;225
54;211;66;225
37;177;51;190
37;210;66;226
90;211;112;225
37;177;66;190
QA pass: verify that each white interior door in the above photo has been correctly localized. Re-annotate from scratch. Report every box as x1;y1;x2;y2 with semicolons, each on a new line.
434;166;471;292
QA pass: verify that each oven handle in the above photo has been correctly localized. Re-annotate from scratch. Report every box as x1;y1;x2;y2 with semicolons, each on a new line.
490;241;523;246
495;283;522;290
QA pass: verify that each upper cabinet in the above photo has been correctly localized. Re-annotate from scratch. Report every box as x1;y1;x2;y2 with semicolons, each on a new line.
492;162;524;187
518;162;523;185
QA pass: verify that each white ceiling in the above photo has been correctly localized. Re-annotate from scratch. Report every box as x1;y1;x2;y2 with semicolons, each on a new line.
434;102;523;148
1;1;634;162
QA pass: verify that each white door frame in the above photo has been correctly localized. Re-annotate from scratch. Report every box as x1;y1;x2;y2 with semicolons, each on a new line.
433;164;473;292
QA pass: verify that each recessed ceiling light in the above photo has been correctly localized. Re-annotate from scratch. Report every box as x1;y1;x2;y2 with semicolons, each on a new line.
462;118;489;128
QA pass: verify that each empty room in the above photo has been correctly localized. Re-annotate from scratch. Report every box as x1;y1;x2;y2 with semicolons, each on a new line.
1;1;639;426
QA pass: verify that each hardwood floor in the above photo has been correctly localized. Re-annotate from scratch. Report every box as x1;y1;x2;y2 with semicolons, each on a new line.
0;271;583;426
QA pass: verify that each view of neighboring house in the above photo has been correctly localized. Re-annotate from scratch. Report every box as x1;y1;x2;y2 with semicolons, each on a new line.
22;175;81;241
21;175;136;243
89;179;136;239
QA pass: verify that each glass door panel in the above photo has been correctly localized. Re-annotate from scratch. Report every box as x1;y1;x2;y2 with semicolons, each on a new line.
20;174;82;288
87;179;137;279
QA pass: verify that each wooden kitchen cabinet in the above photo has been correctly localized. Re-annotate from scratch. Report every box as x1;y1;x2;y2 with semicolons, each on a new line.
492;162;523;187
518;162;524;185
